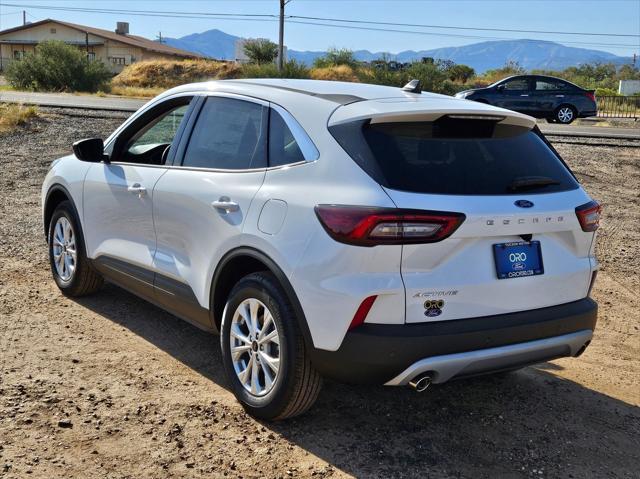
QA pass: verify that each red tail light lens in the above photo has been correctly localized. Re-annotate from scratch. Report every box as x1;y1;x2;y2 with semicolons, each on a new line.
315;205;465;246
585;91;596;102
575;200;602;232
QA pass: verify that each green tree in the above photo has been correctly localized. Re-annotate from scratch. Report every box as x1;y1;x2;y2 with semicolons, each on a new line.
313;48;358;68
243;38;279;64
445;64;475;82
6;40;110;92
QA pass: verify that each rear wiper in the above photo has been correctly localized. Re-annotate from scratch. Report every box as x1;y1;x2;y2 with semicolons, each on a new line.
508;176;560;192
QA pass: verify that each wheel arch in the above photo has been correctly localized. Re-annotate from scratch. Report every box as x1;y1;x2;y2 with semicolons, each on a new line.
44;184;81;240
210;247;313;349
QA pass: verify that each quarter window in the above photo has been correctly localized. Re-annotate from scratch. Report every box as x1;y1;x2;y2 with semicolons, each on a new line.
183;97;267;170
268;108;305;167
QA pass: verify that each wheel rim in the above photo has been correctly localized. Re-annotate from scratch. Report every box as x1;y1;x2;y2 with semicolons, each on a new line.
558;107;573;123
229;298;281;397
52;216;77;282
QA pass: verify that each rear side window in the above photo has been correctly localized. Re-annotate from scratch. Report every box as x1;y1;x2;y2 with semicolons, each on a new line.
183;97;267;170
268;108;305;167
329;118;579;195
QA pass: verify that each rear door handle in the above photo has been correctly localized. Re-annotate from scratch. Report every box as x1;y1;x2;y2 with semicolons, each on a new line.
555;95;565;98
520;94;529;97
127;183;147;198
211;196;239;213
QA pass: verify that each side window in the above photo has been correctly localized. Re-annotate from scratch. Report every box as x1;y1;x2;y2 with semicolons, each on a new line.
183;97;267;170
536;80;562;91
269;108;305;167
503;79;529;91
127;105;189;154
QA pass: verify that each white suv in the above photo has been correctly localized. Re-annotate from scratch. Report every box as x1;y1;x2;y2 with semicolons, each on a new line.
42;79;600;419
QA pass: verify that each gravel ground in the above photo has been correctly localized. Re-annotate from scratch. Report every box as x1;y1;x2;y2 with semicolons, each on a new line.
0;108;638;479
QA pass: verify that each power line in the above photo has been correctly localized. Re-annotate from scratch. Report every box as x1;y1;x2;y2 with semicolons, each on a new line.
1;2;637;50
289;15;640;38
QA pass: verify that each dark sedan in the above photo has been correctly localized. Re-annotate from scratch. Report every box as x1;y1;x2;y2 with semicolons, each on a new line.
455;75;597;124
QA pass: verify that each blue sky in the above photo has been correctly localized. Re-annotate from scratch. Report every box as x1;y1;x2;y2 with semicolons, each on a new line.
1;0;639;56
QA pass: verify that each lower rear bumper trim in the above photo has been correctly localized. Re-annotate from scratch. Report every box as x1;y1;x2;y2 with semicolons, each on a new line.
384;329;592;386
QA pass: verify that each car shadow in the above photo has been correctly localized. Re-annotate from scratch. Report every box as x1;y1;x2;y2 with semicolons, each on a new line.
76;284;640;478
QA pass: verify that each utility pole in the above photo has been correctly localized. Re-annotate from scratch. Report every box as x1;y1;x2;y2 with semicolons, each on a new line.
278;0;290;71
23;10;26;25
157;32;165;44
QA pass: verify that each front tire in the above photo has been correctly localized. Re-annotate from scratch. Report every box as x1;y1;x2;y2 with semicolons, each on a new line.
48;201;103;296
220;272;322;420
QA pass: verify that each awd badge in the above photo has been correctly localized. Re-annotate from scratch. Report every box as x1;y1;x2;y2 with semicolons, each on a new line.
424;299;444;317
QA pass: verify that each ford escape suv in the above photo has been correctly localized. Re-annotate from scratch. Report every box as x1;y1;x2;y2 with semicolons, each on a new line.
42;79;599;420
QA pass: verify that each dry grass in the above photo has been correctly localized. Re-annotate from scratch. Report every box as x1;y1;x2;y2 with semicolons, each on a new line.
0;103;38;133
309;65;359;82
111;59;241;89
107;85;166;98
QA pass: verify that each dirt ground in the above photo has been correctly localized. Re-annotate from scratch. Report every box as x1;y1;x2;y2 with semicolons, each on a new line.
0;109;638;479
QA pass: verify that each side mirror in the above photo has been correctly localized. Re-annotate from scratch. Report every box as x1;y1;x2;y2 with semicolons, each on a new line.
72;138;109;163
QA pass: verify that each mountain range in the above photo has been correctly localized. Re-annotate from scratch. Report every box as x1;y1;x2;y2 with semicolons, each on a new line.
165;29;631;72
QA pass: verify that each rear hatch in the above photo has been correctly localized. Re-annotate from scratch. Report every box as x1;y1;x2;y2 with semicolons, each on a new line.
329;98;597;323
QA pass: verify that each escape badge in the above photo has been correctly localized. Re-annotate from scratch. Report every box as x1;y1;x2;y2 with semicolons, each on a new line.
424;299;444;317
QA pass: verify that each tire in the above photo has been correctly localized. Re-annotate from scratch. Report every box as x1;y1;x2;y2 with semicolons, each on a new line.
555;105;576;124
220;272;322;420
48;200;103;296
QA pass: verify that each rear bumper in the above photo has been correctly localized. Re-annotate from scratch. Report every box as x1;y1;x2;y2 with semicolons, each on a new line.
579;109;598;118
309;298;597;384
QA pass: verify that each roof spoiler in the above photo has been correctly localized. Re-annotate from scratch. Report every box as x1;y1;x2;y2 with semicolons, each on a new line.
402;79;422;94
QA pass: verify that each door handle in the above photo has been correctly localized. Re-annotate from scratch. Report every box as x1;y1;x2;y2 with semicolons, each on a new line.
520;94;529;97
555;95;565;98
211;196;239;213
127;183;147;198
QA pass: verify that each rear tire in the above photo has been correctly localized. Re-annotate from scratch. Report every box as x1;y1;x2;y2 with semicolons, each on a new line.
220;272;322;420
48;201;103;296
555;105;576;124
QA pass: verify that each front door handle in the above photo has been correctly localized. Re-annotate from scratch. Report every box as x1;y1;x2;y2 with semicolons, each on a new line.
520;94;529;97
127;183;147;198
211;196;239;213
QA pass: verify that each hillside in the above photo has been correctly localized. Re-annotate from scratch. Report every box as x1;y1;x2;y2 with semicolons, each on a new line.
165;30;631;72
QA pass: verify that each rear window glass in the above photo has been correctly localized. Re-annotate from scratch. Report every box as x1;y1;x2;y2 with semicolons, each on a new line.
329;119;579;195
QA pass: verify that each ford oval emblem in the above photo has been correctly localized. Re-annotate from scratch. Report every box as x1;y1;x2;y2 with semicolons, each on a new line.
515;200;534;208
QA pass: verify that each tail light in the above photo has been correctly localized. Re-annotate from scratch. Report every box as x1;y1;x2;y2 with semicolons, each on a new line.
585;91;596;102
575;201;602;232
315;205;465;246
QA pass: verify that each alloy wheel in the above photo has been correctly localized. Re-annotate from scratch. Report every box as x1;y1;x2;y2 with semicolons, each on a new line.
52;216;77;282
229;298;281;397
557;107;574;123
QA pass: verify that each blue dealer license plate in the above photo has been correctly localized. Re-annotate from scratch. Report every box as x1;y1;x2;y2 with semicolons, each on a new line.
493;241;544;280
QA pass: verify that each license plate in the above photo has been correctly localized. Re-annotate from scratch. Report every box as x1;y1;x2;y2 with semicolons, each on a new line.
493;241;544;280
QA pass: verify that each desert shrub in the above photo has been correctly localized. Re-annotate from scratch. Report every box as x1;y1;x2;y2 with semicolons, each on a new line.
310;65;359;82
357;66;403;86
595;87;620;97
481;61;526;85
112;59;241;89
0;104;38;133
313;48;358;69
243;38;279;64
6;40;110;92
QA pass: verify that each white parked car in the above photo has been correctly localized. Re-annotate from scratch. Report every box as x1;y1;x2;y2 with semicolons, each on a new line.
42;79;600;419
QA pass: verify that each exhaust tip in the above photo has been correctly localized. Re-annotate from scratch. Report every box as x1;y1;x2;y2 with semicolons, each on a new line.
409;374;432;392
574;340;591;357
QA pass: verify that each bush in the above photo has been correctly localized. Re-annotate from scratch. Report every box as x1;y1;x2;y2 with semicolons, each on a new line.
595;87;620;97
112;59;241;89
310;65;359;82
313;48;358;69
6;40;111;92
0;104;38;133
243;38;279;64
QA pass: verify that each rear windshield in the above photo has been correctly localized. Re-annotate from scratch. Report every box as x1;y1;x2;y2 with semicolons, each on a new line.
329;118;579;195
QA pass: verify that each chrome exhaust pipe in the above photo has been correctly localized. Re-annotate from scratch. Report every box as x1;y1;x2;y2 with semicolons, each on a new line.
408;374;431;392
